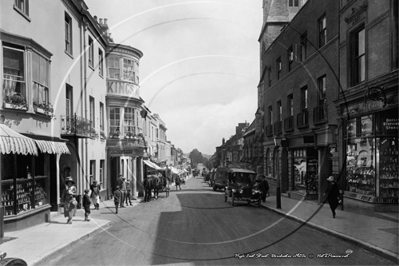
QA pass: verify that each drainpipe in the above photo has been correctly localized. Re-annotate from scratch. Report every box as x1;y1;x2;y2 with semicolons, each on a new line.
83;17;89;194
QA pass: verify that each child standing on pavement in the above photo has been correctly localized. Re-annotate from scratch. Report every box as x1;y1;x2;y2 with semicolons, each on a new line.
113;186;122;214
125;180;133;206
83;189;91;221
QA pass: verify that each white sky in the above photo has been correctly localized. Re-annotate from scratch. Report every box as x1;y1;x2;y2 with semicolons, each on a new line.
85;0;262;155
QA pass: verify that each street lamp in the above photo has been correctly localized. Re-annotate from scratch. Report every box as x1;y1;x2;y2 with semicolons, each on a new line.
274;135;282;209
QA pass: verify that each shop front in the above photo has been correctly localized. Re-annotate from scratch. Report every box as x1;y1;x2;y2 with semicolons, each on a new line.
106;138;146;200
342;107;398;213
0;124;70;233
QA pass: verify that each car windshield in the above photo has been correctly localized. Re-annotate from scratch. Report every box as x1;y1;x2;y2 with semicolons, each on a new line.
229;172;255;184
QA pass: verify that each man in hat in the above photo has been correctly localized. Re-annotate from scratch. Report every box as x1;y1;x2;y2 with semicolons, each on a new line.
113;186;122;214
90;179;101;210
64;177;77;224
255;175;268;203
117;175;127;208
323;175;340;218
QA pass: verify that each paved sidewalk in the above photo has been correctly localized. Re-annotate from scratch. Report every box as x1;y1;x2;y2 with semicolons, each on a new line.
260;195;399;264
0;207;111;266
0;195;144;266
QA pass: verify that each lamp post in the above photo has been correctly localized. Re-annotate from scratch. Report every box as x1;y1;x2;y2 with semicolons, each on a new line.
274;136;282;209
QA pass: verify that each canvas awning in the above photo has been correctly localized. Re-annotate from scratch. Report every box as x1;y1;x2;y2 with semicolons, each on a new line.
170;167;180;174
143;160;163;170
22;133;70;155
0;124;38;156
34;140;70;154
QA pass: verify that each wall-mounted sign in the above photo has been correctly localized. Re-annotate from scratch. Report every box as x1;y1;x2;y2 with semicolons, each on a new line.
376;109;399;135
110;150;133;154
360;115;373;136
107;81;139;98
382;118;398;131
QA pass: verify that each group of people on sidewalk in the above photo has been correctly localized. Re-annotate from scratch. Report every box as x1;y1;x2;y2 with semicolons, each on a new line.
113;175;134;214
62;174;134;223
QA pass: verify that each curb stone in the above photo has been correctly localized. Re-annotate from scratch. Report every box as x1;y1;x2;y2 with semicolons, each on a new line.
259;203;399;264
31;220;110;266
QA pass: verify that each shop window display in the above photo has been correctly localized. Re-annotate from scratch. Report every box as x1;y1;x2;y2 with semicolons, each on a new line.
346;138;376;196
377;137;398;202
345;111;398;203
1;153;48;216
293;148;318;194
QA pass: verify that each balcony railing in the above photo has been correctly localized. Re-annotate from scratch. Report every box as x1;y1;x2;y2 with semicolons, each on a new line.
266;124;273;137
297;109;309;129
107;130;146;146
61;114;92;138
313;104;328;124
284;116;294;132
274;121;282;135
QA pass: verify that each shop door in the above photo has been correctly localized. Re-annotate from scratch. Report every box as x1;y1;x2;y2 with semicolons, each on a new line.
110;157;119;191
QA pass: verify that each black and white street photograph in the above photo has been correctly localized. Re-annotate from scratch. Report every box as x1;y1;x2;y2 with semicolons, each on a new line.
0;0;398;265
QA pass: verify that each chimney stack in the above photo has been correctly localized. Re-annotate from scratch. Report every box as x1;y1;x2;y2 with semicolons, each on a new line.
99;18;103;25
104;18;108;25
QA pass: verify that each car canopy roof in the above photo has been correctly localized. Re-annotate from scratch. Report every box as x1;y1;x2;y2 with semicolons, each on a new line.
227;168;256;174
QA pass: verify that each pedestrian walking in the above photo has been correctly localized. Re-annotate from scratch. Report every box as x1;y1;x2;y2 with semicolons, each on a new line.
125;180;133;206
323;176;341;218
175;175;181;190
117;175;127;208
64;176;77;224
262;175;270;202
143;176;152;202
255;175;267;202
113;186;122;214
83;189;91;221
90;180;101;210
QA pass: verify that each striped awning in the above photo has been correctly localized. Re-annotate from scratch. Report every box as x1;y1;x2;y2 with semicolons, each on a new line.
0;124;38;156
34;140;70;154
143;160;163;170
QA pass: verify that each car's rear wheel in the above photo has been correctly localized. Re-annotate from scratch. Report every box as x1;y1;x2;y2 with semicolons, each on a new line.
213;186;216;191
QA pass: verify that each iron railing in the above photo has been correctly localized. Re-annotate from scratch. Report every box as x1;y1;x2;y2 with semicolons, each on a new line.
313;104;328;124
274;121;282;135
284;116;294;132
297;109;309;128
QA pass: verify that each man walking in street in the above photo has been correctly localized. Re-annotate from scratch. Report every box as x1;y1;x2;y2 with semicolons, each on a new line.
117;175;127;208
113;186;122;214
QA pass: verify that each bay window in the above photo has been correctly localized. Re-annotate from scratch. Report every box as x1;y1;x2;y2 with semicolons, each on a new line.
3;45;25;100
108;56;120;79
124;107;135;137
32;52;50;106
109;107;120;138
2;37;52;111
123;58;135;82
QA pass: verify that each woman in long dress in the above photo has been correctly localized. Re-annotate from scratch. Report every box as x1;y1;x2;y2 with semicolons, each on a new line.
64;176;77;224
323;176;340;218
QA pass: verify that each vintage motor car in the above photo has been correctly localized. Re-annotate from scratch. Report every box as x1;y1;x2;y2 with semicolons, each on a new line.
213;167;228;191
224;168;262;207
